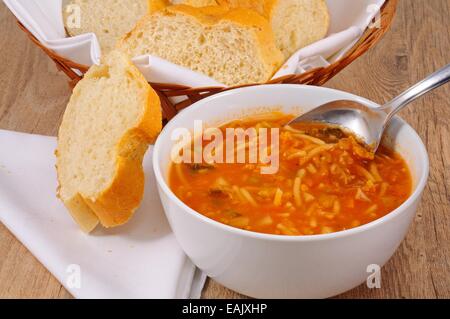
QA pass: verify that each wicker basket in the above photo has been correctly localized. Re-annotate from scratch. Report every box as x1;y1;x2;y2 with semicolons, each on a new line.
17;0;397;121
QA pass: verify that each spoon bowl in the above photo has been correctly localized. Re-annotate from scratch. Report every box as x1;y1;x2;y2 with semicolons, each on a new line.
287;64;450;152
287;99;387;149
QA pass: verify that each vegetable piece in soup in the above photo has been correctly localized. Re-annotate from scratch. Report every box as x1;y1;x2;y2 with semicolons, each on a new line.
169;113;412;236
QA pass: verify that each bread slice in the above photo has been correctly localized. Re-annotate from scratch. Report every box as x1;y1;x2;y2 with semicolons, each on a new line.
63;0;150;54
217;0;330;58
56;50;162;232
118;5;284;86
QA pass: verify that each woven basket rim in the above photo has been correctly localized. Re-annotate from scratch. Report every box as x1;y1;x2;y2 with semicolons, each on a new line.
16;0;398;120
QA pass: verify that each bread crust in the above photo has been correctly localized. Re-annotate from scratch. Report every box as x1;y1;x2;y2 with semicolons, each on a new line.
148;0;170;12
217;0;263;13
149;0;219;12
263;0;330;27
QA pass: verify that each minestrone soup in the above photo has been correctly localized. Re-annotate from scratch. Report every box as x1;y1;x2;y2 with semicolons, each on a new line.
169;113;412;236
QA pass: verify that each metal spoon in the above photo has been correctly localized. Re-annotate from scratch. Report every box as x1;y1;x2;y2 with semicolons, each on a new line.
287;64;450;152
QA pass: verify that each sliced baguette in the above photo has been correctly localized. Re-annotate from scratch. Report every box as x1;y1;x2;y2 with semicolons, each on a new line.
56;50;162;232
217;0;330;58
63;0;150;54
118;5;284;86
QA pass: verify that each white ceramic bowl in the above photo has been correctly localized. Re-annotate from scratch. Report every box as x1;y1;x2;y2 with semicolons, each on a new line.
153;85;429;298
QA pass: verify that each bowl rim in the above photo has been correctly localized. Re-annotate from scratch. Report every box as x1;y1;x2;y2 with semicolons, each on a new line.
153;84;429;242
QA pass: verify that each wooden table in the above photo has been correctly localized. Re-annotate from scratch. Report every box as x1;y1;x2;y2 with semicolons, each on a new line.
0;0;449;299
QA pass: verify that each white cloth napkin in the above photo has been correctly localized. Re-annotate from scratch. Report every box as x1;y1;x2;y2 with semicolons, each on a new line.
3;0;385;86
0;129;206;299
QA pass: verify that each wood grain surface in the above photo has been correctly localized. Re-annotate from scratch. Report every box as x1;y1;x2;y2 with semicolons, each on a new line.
0;0;449;299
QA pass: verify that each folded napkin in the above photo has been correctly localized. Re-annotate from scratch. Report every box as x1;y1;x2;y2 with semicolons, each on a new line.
0;129;205;299
3;0;385;86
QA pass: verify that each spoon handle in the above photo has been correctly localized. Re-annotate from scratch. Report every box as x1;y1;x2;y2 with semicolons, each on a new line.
383;63;450;119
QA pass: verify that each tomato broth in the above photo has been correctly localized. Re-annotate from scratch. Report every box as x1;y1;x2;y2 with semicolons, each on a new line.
169;113;412;236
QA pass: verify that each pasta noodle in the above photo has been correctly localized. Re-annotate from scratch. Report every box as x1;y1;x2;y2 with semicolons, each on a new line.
240;188;258;207
293;177;302;207
293;133;326;145
273;188;283;206
302;144;335;164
